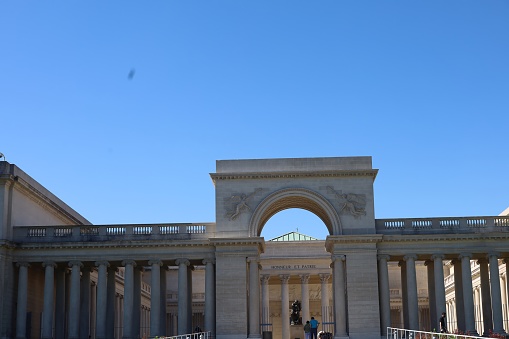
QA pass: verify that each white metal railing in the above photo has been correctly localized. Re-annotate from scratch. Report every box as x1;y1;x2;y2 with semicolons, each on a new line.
152;331;211;339
388;327;489;339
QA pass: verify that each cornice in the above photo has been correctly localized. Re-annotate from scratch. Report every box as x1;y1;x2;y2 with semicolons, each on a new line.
13;239;215;251
378;233;509;243
210;169;378;183
0;239;16;250
210;237;265;253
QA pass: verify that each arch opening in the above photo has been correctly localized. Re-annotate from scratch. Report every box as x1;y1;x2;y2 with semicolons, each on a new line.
249;188;341;237
261;208;329;240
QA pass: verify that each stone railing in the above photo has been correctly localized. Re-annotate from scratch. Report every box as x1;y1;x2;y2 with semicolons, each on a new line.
12;223;216;243
375;216;509;235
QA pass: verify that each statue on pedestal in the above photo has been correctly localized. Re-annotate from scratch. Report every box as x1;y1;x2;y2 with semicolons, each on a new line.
290;300;302;325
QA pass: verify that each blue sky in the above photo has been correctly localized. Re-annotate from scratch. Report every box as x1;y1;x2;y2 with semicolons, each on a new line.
1;1;508;240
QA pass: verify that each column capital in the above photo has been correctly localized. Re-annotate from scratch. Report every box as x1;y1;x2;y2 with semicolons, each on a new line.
68;260;83;268
247;257;260;263
431;254;445;261
403;254;417;262
148;259;163;266
202;258;216;265
488;252;500;259
299;274;310;283
16;262;31;268
459;253;472;260
175;258;190;266
477;257;489;265
332;254;346;262
42;261;57;268
260;274;271;284
279;274;290;284
377;254;390;261
95;260;110;268
319;273;331;283
121;259;137;267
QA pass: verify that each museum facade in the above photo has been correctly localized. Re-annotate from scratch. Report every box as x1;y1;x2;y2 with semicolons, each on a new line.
1;157;509;339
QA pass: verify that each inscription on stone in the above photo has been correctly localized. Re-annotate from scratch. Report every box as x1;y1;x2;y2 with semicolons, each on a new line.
270;265;317;270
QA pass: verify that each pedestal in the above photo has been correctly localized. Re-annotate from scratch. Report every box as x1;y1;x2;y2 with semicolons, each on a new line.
290;325;304;339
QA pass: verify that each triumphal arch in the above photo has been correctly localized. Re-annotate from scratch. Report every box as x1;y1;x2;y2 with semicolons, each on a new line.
1;156;509;339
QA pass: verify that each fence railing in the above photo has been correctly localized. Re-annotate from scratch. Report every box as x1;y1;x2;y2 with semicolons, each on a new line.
13;223;216;243
388;327;487;339
153;331;211;339
376;216;509;235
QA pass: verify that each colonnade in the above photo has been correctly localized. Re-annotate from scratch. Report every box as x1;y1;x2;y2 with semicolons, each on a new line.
256;255;347;339
378;252;508;336
14;258;216;339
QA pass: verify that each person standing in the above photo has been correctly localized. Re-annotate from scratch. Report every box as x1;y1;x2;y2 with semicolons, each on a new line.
439;312;448;333
304;320;311;339
310;317;319;339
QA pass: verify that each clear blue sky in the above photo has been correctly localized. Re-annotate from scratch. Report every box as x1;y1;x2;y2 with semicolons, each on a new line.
1;1;508;240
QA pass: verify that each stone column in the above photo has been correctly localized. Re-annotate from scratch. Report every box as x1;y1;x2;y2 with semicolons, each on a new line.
478;258;493;335
280;275;290;339
399;260;409;328
261;275;271;329
489;253;506;334
452;259;465;331
248;257;261;338
319;273;331;325
505;259;509;329
95;261;109;339
333;255;347;338
16;262;30;339
403;255;419;330
299;274;310;325
80;267;92;339
425;260;437;331
42;261;57;339
55;267;66;339
432;254;447;329
377;255;390;337
460;253;478;335
500;273;508;332
69;261;83;339
176;258;190;335
106;266;117;339
160;264;168;336
186;265;193;333
122;260;136;339
203;259;216;337
133;266;142;339
91;282;97;339
149;260;162;337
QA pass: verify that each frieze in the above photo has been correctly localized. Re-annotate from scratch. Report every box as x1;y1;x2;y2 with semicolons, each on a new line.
211;169;378;183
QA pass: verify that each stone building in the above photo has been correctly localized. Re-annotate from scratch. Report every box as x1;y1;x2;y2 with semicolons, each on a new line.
1;156;509;339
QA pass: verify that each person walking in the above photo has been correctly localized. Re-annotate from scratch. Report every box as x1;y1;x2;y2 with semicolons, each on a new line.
310;317;319;339
304;320;311;339
439;312;448;333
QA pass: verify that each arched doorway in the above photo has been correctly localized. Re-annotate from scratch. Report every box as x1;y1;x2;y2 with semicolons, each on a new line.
249;188;342;237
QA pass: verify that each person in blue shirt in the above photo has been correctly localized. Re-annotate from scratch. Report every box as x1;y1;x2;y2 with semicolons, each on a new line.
310;317;319;339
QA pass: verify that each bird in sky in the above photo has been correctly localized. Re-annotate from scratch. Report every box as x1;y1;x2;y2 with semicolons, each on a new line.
128;68;136;80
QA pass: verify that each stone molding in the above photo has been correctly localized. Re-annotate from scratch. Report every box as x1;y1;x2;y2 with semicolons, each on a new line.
175;258;190;266
210;169;378;183
68;261;83;268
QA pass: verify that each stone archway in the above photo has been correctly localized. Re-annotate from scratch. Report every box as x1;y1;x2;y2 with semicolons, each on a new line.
249;188;342;237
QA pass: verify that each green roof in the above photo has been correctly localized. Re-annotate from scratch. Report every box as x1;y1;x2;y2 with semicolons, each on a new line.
268;231;319;242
